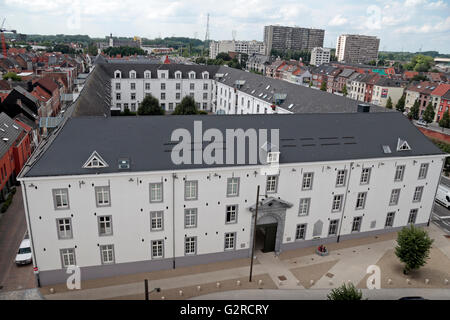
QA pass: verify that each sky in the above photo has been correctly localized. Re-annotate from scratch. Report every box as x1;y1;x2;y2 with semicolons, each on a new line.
1;0;450;53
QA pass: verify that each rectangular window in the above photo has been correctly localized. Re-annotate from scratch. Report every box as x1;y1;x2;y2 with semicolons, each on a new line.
203;83;208;90
298;198;310;216
295;224;307;240
413;186;424;202
394;165;405;181
190;83;195;90
389;189;400;205
149;183;163;203
351;216;362;232
408;209;418;224
418;163;429;179
161;83;166;90
95;186;110;207
131;93;136;100
151;240;164;258
328;219;339;236
385;212;395;227
302;172;314;190
145;83;150;90
184;180;198;200
266;175;278;193
190;92;195;98
332;195;343;212
131;103;136;112
98;216;113;236
224;232;236;250
176;92;181;100
176;83;181;90
360;168;371;184
185;237;196;255
53;188;69;209
150;211;164;231
336;170;347;187
169;103;174;110
115;83;120;90
57;218;72;239
227;178;239;197
160;92;166;100
60;248;76;268
184;208;197;228
203;93;208;100
130;83;136;90
226;205;238;224
356;192;367;210
100;245;115;264
116;103;121;108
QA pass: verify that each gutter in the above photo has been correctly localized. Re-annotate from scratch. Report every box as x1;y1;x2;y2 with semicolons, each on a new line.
172;172;177;269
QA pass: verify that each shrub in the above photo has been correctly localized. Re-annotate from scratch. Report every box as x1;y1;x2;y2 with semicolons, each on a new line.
327;283;363;300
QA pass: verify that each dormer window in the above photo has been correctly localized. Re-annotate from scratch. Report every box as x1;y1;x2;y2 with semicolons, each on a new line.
202;72;209;79
129;70;136;79
267;152;280;163
144;71;151;79
83;151;109;169
397;138;411;151
175;71;182;79
189;71;196;79
114;70;121;79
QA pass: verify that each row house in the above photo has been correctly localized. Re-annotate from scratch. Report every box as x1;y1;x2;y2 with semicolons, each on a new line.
431;84;450;122
310;64;337;88
326;68;343;93
349;73;376;102
404;81;439;116
265;59;285;78
371;78;405;107
335;69;355;94
19;112;445;286
32;77;62;116
436;90;450;121
363;74;381;103
246;53;273;75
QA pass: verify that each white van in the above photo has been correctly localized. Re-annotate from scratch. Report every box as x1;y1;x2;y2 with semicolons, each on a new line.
15;239;32;265
435;185;450;209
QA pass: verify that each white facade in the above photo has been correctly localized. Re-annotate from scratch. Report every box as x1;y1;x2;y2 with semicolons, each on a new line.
209;40;265;59
310;47;331;66
110;69;214;113
372;85;404;107
21;153;443;284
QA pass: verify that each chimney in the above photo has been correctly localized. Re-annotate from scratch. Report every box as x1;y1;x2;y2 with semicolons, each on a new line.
27;80;33;92
357;104;370;113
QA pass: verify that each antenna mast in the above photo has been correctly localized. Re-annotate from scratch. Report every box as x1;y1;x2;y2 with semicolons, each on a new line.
203;13;210;56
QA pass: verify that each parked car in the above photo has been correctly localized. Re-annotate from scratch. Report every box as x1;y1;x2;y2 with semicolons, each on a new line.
15;239;32;265
435;185;450;209
416;119;428;127
399;296;427;300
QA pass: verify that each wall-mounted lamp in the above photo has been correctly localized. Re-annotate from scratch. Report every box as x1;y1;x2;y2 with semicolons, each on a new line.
291;168;296;172
28;183;35;188
129;178;134;182
413;160;417;165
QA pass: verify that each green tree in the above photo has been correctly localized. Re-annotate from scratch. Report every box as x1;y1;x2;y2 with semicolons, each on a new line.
172;96;198;115
342;84;348;96
439;110;450;129
320;81;327;91
2;72;21;81
216;52;231;61
395;225;433;274
422;102;435;123
327;283;363;300
411;74;428;82
408;100;420;120
137;94;164;115
385;97;393;109
395;94;406;112
87;42;98;56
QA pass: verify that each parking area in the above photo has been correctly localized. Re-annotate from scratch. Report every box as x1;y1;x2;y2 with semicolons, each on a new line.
0;186;36;292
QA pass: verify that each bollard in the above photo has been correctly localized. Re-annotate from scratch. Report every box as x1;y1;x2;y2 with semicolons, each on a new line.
444;279;449;285
296;280;300;286
348;280;353;284
406;279;411;285
329;280;333;286
197;285;201;292
216;282;221;288
236;280;241;286
387;279;393;285
49;288;55;294
278;280;283;286
258;279;263;286
179;290;183;296
310;280;315;286
425;279;430;284
161;296;165;300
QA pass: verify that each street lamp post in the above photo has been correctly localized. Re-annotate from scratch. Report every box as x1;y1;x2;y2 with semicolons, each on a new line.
144;279;161;301
249;185;260;282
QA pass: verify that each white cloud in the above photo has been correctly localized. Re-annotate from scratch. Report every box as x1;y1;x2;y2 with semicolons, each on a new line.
329;14;348;26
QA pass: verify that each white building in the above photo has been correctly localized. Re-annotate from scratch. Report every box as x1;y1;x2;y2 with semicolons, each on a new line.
336;34;380;64
19;112;445;286
310;47;331;66
209;40;265;59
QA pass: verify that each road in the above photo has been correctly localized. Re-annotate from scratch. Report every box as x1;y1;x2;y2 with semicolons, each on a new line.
432;177;450;234
0;186;36;293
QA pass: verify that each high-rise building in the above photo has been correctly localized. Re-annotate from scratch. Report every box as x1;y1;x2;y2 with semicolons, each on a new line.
310;47;331;66
263;25;325;55
209;40;264;59
336;34;380;64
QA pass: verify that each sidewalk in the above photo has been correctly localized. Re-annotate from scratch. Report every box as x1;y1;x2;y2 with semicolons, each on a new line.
42;224;450;300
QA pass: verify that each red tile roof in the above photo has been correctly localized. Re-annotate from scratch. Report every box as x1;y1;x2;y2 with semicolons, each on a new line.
431;83;450;97
35;76;58;94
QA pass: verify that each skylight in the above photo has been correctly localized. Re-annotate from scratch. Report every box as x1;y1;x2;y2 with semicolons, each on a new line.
266;85;270;90
259;93;263;97
118;158;130;169
382;145;392;154
288;104;294;109
12;125;19;130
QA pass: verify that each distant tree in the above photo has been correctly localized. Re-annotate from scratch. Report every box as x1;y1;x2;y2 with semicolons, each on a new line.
439;110;450;128
195;56;206;64
422;102;435;123
87;42;98;56
216;52;231;61
395;94;406;112
408;99;420;120
395;225;433;275
327;283;363;300
342;84;348;96
227;57;242;70
411;74;428;82
172;96;198;115
405;54;434;72
385;97;393;109
320;81;327;91
367;60;377;66
137;94;164;115
2;72;21;81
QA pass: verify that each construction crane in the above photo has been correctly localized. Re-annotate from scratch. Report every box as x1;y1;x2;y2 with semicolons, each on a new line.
1;18;17;57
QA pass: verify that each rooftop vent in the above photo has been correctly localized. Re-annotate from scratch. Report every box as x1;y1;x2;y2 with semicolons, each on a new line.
2;138;8;142
357;104;370;113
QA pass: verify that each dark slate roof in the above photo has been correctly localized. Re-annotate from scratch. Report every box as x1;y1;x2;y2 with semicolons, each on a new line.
71;63;111;117
0;112;25;158
21;112;444;178
375;78;405;87
215;66;386;113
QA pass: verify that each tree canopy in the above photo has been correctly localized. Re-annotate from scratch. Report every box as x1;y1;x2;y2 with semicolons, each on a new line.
422;102;435;123
385;97;393;109
137;94;165;115
408;100;420;120
395;94;406;112
395;225;433;274
2;72;21;81
439;110;450;129
103;46;146;57
320;81;327;91
172;96;199;115
405;54;435;72
327;283;363;300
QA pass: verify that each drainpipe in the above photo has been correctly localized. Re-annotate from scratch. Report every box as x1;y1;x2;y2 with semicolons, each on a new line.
337;162;353;243
172;173;178;269
22;182;40;287
428;157;445;227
